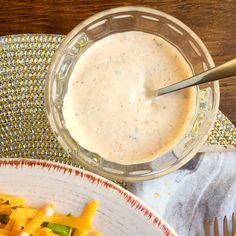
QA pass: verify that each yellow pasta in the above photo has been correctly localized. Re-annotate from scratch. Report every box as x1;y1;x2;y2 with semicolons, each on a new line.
0;194;101;236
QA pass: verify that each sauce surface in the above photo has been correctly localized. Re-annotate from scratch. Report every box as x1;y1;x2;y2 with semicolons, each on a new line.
63;31;195;165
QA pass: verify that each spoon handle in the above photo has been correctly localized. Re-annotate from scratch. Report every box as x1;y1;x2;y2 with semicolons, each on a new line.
156;58;236;96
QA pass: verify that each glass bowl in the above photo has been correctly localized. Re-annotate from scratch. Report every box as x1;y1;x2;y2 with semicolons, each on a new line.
45;6;220;182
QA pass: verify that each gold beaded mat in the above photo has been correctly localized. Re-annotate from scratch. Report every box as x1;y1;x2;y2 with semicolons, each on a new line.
0;34;235;165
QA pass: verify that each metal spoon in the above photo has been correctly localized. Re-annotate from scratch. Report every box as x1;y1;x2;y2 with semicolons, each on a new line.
155;58;236;96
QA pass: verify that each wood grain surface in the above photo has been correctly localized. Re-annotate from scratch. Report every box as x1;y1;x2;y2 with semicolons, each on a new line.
1;0;236;125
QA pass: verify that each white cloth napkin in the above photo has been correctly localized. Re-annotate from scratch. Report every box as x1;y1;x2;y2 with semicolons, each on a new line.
127;151;236;236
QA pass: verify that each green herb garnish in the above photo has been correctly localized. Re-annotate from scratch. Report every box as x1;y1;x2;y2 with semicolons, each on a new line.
0;214;9;224
46;223;70;236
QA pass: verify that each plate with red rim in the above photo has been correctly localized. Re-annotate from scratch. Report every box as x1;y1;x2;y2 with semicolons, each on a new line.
0;158;177;236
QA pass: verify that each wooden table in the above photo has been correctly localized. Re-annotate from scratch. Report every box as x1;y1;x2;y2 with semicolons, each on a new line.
1;0;236;125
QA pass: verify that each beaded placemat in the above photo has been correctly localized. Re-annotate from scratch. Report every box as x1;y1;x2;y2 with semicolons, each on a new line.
0;34;235;165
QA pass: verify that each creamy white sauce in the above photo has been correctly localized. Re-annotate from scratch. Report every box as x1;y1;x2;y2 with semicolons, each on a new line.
63;31;195;165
